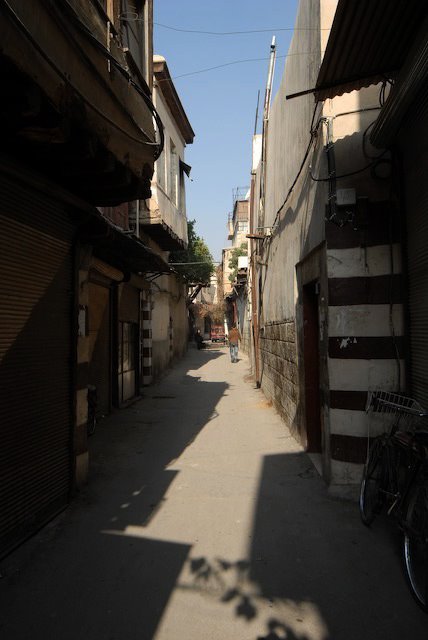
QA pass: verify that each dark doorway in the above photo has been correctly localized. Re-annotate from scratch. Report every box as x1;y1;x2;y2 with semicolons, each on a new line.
303;281;322;452
88;281;111;418
118;321;139;404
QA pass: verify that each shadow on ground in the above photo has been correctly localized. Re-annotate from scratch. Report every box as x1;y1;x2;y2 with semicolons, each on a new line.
1;349;427;639
181;452;427;639
0;348;228;640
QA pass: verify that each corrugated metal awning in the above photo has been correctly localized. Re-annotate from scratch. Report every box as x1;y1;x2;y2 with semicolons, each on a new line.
289;0;428;102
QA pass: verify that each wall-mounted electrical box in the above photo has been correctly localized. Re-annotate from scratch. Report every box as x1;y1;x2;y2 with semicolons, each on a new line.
336;188;356;207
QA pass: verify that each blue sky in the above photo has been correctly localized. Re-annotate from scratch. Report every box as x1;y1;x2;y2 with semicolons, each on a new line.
153;0;299;262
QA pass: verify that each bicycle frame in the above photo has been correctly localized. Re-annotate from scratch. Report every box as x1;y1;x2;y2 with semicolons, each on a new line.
380;431;424;521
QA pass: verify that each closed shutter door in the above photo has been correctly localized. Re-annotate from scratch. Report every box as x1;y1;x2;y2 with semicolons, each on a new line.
402;85;428;407
88;281;111;417
0;173;74;558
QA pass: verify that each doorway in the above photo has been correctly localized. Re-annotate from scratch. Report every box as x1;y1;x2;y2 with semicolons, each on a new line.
118;321;139;404
303;281;322;453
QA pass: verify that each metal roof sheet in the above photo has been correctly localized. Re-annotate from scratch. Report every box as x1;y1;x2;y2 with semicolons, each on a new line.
314;0;428;102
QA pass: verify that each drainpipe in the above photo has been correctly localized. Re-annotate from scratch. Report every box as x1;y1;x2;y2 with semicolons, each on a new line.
136;199;140;237
249;175;261;387
251;37;275;388
259;36;276;229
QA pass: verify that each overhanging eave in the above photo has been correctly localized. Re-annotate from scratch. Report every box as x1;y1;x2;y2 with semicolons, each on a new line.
312;0;428;102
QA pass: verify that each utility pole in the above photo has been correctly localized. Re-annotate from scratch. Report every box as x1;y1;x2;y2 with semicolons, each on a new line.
249;37;276;388
259;36;276;229
254;89;260;136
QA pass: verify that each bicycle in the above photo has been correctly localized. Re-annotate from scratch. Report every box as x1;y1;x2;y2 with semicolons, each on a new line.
359;390;428;611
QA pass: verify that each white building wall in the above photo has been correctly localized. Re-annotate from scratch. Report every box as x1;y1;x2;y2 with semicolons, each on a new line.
251;0;404;495
144;89;188;245
151;271;188;380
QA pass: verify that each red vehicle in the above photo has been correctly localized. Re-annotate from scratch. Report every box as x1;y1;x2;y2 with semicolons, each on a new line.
210;324;226;343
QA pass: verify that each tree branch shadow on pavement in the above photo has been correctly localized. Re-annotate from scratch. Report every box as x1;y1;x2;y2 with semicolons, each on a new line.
177;451;428;640
3;347;426;640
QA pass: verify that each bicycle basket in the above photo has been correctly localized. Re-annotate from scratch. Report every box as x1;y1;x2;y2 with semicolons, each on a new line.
366;390;428;433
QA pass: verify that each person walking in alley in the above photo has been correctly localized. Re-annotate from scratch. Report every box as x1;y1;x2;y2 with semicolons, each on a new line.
195;329;205;350
228;323;241;362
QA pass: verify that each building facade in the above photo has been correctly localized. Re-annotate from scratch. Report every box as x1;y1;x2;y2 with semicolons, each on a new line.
222;193;250;337
139;55;195;380
0;0;170;557
245;0;421;496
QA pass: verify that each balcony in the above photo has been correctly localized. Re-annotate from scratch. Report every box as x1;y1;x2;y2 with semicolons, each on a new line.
140;189;188;251
0;0;161;205
138;54;194;251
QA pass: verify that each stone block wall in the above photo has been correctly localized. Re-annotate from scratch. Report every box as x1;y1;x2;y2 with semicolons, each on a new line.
241;323;251;356
259;319;298;430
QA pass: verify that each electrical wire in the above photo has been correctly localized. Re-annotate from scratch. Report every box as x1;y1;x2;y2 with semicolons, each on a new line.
42;0;157;146
268;102;323;235
310;161;380;182
313;91;390;182
58;0;164;157
310;128;390;183
169;51;322;80
153;22;332;36
0;0;164;157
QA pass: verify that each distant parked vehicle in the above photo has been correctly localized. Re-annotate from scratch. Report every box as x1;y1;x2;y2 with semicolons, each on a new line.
210;324;226;343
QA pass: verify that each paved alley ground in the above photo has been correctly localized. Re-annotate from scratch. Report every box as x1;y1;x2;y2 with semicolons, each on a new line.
0;347;426;639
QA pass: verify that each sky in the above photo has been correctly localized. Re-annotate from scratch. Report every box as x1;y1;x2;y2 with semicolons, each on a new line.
153;0;299;262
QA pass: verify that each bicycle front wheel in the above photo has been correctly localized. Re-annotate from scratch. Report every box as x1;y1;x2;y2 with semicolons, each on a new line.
403;482;428;612
359;437;386;526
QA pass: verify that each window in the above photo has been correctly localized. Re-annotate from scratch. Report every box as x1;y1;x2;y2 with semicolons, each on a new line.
156;150;166;190
238;221;248;232
169;139;179;206
121;1;146;78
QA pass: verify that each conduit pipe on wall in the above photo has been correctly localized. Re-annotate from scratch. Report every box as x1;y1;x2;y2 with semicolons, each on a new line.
136;199;140;237
259;36;276;230
249;175;261;387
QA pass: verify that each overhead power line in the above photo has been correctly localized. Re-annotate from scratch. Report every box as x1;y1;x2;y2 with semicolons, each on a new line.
170;51;321;80
154;22;330;36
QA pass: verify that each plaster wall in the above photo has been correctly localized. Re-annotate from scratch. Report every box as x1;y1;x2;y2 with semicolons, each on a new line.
261;0;325;321
151;273;187;380
251;0;404;493
145;89;188;245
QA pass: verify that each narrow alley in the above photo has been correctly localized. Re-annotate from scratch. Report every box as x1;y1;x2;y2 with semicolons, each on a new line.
0;347;425;640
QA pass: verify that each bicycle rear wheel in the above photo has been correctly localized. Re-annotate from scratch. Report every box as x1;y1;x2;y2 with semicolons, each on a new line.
403;482;428;612
359;437;386;526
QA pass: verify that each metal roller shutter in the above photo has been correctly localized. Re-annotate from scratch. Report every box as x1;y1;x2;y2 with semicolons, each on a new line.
0;173;74;557
401;84;428;408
